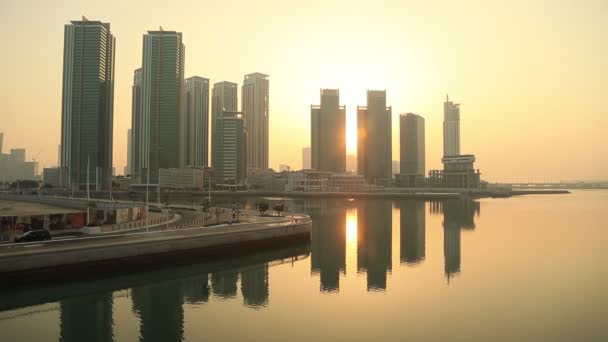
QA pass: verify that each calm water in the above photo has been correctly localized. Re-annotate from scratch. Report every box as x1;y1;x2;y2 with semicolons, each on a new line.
0;190;606;341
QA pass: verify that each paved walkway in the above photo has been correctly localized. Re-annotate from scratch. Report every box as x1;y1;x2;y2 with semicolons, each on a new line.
0;212;311;257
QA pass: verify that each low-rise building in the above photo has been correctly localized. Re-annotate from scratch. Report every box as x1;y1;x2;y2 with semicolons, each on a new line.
247;169;288;192
0;148;36;182
428;155;481;188
328;173;367;192
286;170;331;192
159;167;209;190
394;174;426;188
43;167;68;188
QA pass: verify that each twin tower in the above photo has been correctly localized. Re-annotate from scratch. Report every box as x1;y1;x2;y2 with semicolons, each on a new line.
310;90;462;186
311;89;424;185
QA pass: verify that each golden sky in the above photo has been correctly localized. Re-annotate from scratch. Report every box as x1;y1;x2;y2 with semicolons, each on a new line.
1;0;606;182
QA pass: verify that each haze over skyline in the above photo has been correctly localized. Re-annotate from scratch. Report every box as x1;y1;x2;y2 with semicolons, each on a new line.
1;0;606;182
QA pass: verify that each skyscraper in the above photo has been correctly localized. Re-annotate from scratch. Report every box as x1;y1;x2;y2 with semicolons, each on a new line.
139;29;185;184
211;81;238;174
216;112;247;186
184;76;210;167
302;147;311;170
0;132;3;154
242;73;269;171
130;68;143;181
400;113;425;175
311;89;346;173
60;19;115;190
357;90;392;184
443;95;460;157
126;128;132;175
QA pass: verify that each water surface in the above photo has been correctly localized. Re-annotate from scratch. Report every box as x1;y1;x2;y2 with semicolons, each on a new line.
0;190;606;341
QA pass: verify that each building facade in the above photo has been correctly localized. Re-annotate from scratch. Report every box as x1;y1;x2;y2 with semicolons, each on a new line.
242;73;269;171
400;113;425;176
302;147;311;170
130;68;143;181
215;112;247;187
159;167;205;190
443;95;460;157
60;19;115;190
428;155;481;189
0;147;36;182
184;76;210;167
138;30;185;184
311;89;346;173
125;129;132;176
211;81;238;173
357;90;392;185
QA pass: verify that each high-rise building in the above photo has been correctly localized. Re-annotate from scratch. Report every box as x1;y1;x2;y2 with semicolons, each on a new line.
357;90;392;184
126;129;132;176
302;147;311;170
184;76;210;167
0;132;3;154
215;112;247;186
242;73;269;171
60;19;115;190
57;144;61;167
130;68;143;181
211;81;238;173
311;89;346;173
400;113;425;175
138;29;185;184
443;95;460;157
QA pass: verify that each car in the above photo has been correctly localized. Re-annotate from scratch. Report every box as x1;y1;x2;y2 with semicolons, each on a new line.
14;230;52;243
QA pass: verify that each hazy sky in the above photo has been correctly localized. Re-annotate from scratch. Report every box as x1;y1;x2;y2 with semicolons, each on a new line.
1;0;606;182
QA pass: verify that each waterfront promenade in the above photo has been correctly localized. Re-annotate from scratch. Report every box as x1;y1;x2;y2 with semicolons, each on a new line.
0;209;311;285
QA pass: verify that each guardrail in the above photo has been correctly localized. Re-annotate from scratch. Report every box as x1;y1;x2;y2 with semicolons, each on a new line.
0;213;312;256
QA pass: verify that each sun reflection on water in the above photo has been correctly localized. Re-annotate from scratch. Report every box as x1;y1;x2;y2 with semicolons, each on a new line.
346;208;358;275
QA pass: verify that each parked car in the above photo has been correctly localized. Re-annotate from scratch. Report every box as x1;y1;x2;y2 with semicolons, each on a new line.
14;230;52;243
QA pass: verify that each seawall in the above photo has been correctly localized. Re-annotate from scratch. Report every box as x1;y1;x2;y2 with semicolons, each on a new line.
0;215;311;285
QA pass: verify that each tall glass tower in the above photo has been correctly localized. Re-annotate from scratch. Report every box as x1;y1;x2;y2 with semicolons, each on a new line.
139;29;185;184
311;89;346;173
242;73;269;171
443;95;461;157
60;18;115;190
357;90;392;184
211;81;238;178
184;76;210;167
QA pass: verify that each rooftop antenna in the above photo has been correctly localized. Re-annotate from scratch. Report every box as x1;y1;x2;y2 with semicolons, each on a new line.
446;94;449;102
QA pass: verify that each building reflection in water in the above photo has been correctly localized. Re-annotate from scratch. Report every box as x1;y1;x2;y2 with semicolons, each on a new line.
131;280;184;342
59;293;113;342
183;273;210;304
211;271;239;299
357;200;392;291
431;199;480;281
240;263;269;308
399;200;426;265
310;199;346;293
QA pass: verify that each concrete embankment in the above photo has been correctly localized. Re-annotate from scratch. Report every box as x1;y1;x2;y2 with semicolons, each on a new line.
0;244;310;311
510;190;571;196
0;215;311;285
209;191;464;200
